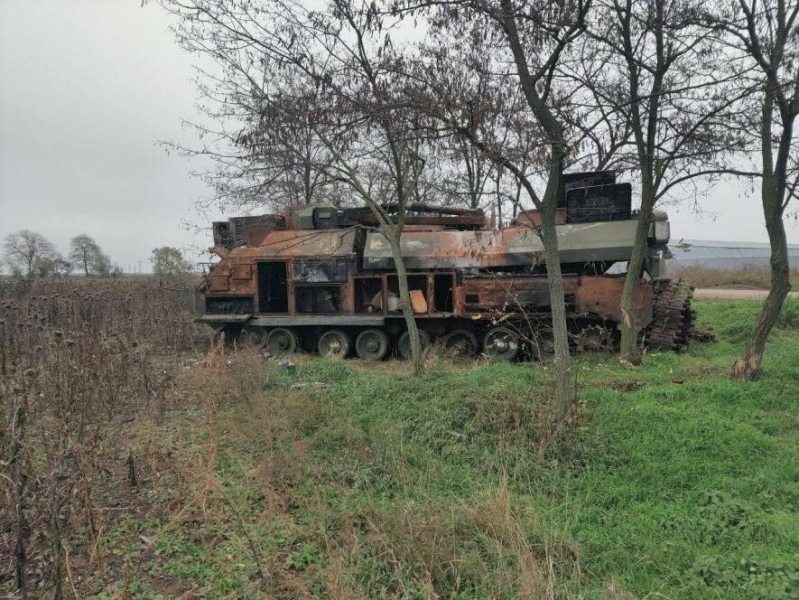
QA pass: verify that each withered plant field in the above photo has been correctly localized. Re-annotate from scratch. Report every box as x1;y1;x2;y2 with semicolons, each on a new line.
0;277;207;598
2;279;798;599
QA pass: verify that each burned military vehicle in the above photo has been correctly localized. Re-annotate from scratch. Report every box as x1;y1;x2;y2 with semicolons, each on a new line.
195;171;693;360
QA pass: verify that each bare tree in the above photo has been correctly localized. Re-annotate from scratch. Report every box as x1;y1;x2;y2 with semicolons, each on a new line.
422;138;490;209
162;0;432;371
3;230;58;281
704;0;799;380
398;0;595;416
162;13;345;213
582;0;754;364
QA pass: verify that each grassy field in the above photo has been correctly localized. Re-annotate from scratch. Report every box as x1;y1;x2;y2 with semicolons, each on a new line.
2;281;798;599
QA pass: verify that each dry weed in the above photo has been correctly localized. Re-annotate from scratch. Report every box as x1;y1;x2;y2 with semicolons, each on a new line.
353;474;581;598
0;277;205;597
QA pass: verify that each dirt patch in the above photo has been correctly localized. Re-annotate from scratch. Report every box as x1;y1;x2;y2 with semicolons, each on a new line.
694;289;799;300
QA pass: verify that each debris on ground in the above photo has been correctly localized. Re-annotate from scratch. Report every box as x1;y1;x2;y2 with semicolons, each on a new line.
289;382;328;390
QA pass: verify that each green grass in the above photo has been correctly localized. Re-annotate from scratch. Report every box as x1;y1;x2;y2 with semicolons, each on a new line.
90;299;799;599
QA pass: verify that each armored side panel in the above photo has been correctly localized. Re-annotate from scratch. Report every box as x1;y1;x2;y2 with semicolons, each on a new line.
246;229;359;258
566;183;632;223
362;220;658;270
198;228;360;323
560;171;617;206
213;215;284;251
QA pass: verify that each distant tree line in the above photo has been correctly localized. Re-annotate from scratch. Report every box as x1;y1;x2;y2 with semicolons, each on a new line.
1;231;193;280
1;231;118;280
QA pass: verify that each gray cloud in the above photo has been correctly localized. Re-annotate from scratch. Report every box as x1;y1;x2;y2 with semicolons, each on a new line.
1;0;797;275
0;0;222;272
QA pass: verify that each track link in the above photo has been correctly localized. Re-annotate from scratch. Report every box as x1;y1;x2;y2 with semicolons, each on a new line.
646;280;695;351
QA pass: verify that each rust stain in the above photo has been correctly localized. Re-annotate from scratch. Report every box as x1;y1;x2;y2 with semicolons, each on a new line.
512;209;567;227
575;277;653;327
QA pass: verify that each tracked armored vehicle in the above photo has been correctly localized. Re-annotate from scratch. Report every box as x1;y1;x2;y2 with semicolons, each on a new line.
195;171;693;360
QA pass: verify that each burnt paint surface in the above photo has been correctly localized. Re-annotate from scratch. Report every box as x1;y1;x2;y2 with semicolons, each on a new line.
200;221;655;328
462;275;576;312
575;276;654;327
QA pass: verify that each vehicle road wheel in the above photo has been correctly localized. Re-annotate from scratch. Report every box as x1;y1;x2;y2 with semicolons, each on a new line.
482;327;520;361
318;329;352;359
242;326;266;347
574;325;614;353
397;330;431;360
443;329;479;357
355;329;390;361
266;327;299;356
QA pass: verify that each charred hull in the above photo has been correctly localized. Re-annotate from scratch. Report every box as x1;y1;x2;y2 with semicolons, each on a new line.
197;171;694;360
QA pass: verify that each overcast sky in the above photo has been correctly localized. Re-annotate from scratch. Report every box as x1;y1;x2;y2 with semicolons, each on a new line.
1;0;798;274
0;0;223;273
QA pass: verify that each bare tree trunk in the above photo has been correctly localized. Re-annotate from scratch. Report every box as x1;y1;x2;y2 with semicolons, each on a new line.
732;184;791;380
303;157;313;206
496;172;503;229
539;193;574;420
494;0;578;416
513;179;521;219
388;235;423;374
333;159;424;371
619;187;655;364
733;71;794;380
456;135;575;415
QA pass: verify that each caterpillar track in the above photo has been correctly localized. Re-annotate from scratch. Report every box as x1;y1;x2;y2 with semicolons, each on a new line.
646;280;695;351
